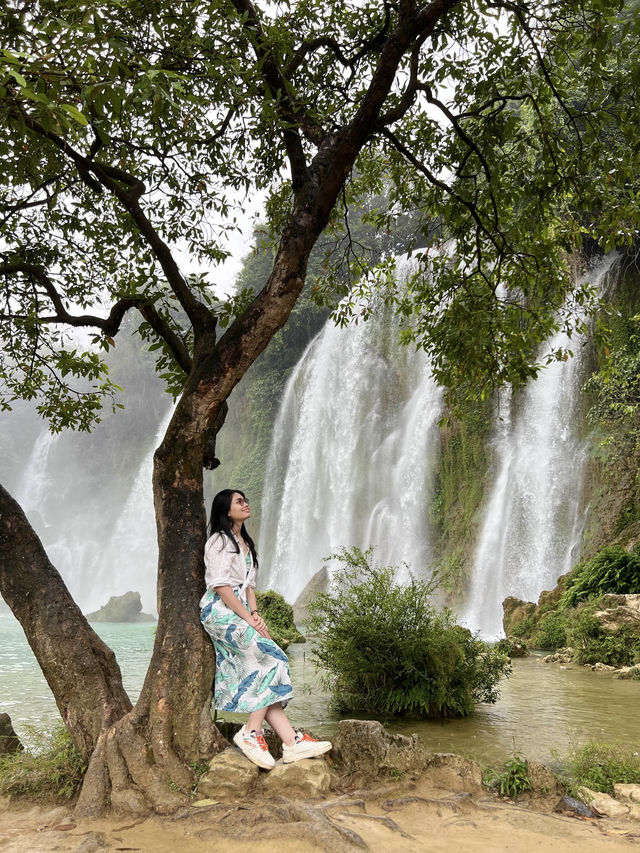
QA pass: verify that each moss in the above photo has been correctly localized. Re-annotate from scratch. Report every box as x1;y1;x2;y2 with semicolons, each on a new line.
430;401;493;599
255;589;305;649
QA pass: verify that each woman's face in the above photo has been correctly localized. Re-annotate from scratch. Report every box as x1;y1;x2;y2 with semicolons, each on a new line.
227;492;250;527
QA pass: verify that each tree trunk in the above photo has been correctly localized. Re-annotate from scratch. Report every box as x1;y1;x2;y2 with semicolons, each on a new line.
0;484;132;760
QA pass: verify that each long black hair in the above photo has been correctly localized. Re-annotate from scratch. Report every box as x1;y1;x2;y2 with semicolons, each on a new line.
208;488;258;567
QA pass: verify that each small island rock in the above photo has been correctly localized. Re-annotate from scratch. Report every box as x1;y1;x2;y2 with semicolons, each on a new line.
86;591;155;623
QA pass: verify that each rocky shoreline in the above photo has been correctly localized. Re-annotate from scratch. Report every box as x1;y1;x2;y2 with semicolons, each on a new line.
2;720;640;852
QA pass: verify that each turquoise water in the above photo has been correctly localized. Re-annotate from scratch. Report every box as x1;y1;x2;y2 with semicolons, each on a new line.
1;616;638;767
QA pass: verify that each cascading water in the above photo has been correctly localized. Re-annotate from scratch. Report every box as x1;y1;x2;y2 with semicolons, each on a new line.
462;255;620;638
259;265;443;602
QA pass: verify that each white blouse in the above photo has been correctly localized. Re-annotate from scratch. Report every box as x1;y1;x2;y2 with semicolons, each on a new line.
204;532;257;597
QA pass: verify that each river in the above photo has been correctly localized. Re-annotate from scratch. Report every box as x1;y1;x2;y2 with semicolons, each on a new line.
2;617;638;769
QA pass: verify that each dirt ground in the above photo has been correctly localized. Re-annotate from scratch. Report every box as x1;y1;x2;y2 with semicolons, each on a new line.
1;773;639;852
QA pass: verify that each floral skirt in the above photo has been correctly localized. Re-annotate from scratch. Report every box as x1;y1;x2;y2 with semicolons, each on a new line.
200;587;293;713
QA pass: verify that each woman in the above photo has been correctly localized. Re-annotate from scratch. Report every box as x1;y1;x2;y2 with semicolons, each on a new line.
200;488;332;770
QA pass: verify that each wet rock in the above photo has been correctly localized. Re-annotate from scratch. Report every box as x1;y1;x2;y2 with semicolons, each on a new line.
590;662;616;672
332;719;429;780
197;747;260;800
613;663;640;680
542;647;574;664
261;759;335;798
614;783;640;805
425;753;483;794
0;713;23;755
577;786;631;818
502;597;536;636
555;795;597;818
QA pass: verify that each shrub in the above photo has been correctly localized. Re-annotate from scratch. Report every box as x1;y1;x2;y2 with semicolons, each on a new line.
559;546;640;609
560;740;640;795
0;724;85;801
255;589;305;647
484;752;532;798
566;601;640;666
307;547;511;718
531;610;567;650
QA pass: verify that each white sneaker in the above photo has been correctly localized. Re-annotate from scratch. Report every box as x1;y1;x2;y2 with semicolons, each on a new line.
282;731;332;764
233;726;275;770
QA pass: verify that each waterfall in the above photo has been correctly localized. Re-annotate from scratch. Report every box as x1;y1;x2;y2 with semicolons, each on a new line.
88;404;175;614
259;270;443;603
462;255;620;638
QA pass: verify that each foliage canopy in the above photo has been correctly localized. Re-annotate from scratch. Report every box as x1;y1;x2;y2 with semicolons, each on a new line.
2;0;640;426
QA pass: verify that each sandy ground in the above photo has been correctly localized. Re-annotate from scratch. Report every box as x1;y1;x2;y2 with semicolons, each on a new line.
1;774;639;853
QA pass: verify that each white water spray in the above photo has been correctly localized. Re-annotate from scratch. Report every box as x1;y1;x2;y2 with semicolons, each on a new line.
259;269;443;602
462;256;619;638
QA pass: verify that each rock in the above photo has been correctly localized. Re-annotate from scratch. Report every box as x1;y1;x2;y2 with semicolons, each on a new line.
613;664;640;679
0;712;23;755
425;753;484;793
537;573;570;610
594;594;640;632
332;719;429;780
261;759;335;798
542;647;574;664
577;786;631;818
502;597;536;637
495;637;528;657
613;783;640;804
591;662;616;672
555;795;597;818
525;761;558;796
197;747;260;800
293;566;329;627
86;591;155;623
255;589;305;647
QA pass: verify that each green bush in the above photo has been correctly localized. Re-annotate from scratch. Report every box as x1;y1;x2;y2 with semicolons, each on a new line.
307;547;511;718
559;546;640;609
0;724;85;801
566;601;640;666
531;610;567;650
255;589;305;648
560;740;640;795
484;752;532;798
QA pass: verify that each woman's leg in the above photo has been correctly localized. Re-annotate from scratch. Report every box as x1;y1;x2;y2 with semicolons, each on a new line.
246;706;268;733
264;703;296;746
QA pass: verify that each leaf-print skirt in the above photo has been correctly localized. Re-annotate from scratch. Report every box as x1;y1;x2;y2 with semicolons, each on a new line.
200;587;293;712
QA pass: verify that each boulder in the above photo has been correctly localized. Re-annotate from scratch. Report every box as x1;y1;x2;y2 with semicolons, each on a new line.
260;759;335;798
331;719;429;780
577;786;631;818
425;753;483;793
197;747;260;801
86;591;155;623
537;573;570;610
502;597;536;637
0;713;23;755
613;783;640;805
593;594;640;632
293;566;329;627
613;664;640;680
542;647;574;664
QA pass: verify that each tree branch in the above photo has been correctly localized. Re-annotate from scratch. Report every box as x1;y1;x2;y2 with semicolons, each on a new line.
19;114;213;336
0;262;193;374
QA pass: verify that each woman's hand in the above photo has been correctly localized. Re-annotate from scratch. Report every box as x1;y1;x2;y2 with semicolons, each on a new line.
248;612;271;639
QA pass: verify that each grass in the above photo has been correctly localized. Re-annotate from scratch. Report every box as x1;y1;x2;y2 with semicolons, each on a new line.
558;739;640;796
0;724;85;801
483;752;532;798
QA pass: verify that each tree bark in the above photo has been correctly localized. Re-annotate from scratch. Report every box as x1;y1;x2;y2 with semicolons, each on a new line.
0;484;132;760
